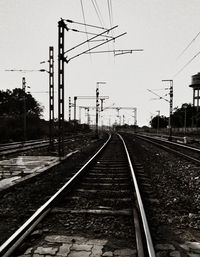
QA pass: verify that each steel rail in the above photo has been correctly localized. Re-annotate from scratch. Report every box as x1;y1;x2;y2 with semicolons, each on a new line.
0;138;45;148
118;134;156;257
0;133;93;157
138;133;200;153
0;134;111;257
136;135;200;165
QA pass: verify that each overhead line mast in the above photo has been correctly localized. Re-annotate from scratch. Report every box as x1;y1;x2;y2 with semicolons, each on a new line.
57;18;127;157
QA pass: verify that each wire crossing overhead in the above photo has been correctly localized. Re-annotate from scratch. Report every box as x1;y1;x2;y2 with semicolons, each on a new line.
147;89;170;103
177;31;200;60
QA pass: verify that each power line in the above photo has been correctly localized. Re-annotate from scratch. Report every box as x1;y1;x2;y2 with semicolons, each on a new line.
110;0;113;28
84;49;143;55
173;49;200;78
147;89;169;103
177;31;200;60
107;0;112;29
80;0;91;58
68;31;126;62
64;25;118;55
107;0;115;53
91;0;104;28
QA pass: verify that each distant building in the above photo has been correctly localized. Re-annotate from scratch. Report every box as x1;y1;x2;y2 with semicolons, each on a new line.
189;72;200;109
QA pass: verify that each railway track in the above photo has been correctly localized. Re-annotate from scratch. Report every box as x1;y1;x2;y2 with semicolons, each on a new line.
0;138;48;156
0;134;155;257
135;133;200;165
0;133;93;157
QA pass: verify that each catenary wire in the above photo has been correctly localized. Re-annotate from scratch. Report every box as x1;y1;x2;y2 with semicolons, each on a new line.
80;0;91;59
177;31;200;60
91;0;104;28
173;50;200;78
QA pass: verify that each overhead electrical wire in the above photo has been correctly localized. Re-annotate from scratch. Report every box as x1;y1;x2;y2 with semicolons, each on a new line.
172;31;200;77
177;31;200;60
107;0;115;57
91;0;104;28
173;50;200;78
80;0;91;58
107;0;112;28
64;25;118;55
110;0;113;28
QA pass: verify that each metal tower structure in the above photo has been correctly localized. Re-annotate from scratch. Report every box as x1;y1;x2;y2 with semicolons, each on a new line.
22;77;27;142
73;96;109;121
49;46;54;149
58;19;67;157
57;18;128;156
103;106;137;126
161;80;173;140
68;97;71;121
76;105;96;124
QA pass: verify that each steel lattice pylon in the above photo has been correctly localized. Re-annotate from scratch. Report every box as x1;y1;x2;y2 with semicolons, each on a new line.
49;46;54;149
58;19;67;157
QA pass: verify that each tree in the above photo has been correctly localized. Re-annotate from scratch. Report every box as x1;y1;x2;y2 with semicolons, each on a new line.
172;103;200;127
0;88;44;142
0;88;43;118
150;115;168;129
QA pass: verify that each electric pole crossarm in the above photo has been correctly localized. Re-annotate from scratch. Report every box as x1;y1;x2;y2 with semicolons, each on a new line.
84;49;144;55
67;32;127;62
116;49;144;55
5;69;47;73
75;96;109;99
64;25;118;55
69;28;114;39
64;19;108;30
104;107;136;110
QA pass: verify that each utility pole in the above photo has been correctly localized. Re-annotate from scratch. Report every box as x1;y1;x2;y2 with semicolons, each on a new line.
69;97;71;121
87;108;90;125
96;82;106;137
156;110;160;134
57;18;126;157
182;103;188;135
123;115;125;125
79;106;82;123
22;77;27;142
58;19;66;158
74;96;77;121
49;46;54;150
96;84;99;137
162;80;173;141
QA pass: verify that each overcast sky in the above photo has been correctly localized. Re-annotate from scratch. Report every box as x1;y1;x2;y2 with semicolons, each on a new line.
1;0;200;126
